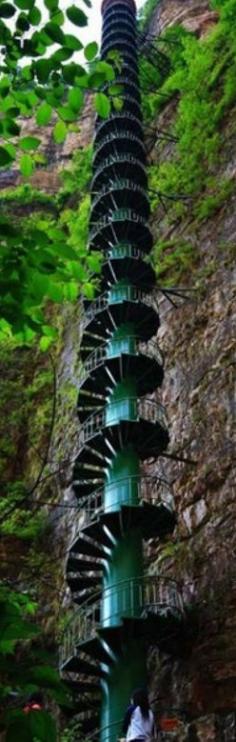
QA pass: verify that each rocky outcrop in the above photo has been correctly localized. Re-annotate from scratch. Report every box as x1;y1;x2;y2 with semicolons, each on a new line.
0;94;94;194
0;1;235;738
148;0;219;36
144;2;236;738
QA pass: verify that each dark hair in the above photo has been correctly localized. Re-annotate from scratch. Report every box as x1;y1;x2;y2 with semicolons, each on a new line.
27;692;44;705
132;688;150;719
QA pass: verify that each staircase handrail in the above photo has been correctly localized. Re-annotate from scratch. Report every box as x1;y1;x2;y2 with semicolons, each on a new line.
77;396;168;449
60;574;185;666
81;287;159;329
79;338;164;385
68;474;174;539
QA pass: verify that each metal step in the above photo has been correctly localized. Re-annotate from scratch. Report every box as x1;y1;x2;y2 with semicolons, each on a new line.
81;637;114;665
67;575;100;591
81;520;116;547
71;536;105;559
70;697;100;713
61;655;105;679
62;678;99;694
67;556;102;573
81;715;99;734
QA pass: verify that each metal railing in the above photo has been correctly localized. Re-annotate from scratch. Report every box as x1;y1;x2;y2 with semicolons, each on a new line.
107;244;146;259
77;397;168;450
103;5;134;22
91;180;148;215
89;210;150;244
102;29;136;47
103;15;135;33
69;475;174;537
94;130;145;157
81;287;159;330
103;77;140;97
90;208;148;233
94;113;142;142
78;338;164;386
102;40;137;59
60;575;184;666
91;153;147;189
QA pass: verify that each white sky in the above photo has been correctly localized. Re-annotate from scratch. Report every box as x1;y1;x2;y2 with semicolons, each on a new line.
76;0;144;48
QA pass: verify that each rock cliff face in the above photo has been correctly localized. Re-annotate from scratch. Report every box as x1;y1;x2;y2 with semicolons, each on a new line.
143;2;236;739
148;0;219;36
0;0;235;738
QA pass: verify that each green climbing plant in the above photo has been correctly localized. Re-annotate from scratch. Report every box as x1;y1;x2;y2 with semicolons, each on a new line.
0;586;71;741
0;0;123;346
143;0;236;210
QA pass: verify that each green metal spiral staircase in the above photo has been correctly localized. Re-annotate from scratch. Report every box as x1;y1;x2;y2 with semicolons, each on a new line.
60;1;185;739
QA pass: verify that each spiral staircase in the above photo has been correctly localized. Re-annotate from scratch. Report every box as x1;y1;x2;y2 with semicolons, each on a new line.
60;1;186;740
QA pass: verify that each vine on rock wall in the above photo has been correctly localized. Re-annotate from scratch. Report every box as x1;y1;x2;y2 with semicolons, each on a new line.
142;0;236;284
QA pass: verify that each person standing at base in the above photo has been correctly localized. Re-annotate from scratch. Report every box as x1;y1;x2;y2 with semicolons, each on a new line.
121;688;157;741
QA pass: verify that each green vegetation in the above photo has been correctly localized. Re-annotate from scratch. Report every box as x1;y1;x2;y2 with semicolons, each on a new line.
0;0;123;344
0;586;70;741
143;0;236;283
152;239;197;285
145;1;236;201
0;0;235;738
138;0;160;31
0;142;99;347
0;184;55;205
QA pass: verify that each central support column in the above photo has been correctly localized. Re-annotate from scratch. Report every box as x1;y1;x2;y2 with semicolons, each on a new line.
97;0;153;737
101;441;146;741
100;639;146;742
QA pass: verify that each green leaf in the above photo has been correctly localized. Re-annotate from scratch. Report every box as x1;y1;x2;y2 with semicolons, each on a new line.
57;105;77;122
64;33;83;51
50;8;64;25
64;282;78;301
43;22;65;44
53;120;67;143
82;0;91;6
19;136;40;151
108;84;124;95
35;59;53;83
84;41;98;61
0;145;14;166
95;92;111;118
55;243;78;260
47;283;64;301
15;0;34;8
96;60;115;81
83;282;94;299
113;96;123;111
16;12;30;31
4;142;16;160
88;71;106;88
20;154;34;177
40;335;54;351
0;3;16;18
6;714;32;742
42;325;58;339
28;6;42;24
29;710;57;741
62;62;86;84
51;47;73;63
88;253;102;273
44;0;58;10
3;118;20;136
68;87;83;112
6;710;57;742
66;4;87;27
36;102;52;125
31;273;49;300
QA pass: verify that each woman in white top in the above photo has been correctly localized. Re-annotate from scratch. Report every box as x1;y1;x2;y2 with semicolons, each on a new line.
122;688;157;741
